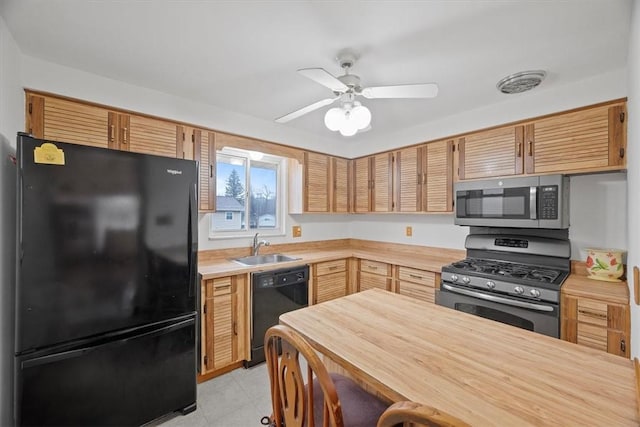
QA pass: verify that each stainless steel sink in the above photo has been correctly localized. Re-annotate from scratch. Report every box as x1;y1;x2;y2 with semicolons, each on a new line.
232;253;300;266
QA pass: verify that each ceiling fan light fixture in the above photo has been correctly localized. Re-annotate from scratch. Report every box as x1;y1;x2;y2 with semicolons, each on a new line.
324;102;371;136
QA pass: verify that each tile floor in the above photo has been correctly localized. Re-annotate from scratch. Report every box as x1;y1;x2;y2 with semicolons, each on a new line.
156;363;273;427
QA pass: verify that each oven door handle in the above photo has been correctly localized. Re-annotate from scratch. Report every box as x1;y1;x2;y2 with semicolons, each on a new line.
441;284;554;312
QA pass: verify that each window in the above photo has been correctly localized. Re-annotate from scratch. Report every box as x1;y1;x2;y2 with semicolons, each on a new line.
210;149;284;238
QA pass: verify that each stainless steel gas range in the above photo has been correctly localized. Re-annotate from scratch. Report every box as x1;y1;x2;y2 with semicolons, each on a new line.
436;228;570;338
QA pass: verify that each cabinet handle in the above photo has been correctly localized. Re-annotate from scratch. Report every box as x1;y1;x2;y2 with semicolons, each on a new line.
214;284;231;290
233;321;237;336
109;125;115;143
122;127;128;145
210;164;213;178
620;339;626;353
328;266;338;271
516;142;522;158
368;265;378;270
371;180;375;189
409;274;423;279
423;173;427;185
528;140;533;156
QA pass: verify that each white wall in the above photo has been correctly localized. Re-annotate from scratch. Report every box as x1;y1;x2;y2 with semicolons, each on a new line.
627;0;639;358
347;68;627;158
20;56;347;158
0;14;23;427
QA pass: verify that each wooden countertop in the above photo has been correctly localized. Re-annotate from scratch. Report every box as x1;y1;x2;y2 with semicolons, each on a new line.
562;274;630;305
198;241;464;280
280;289;638;426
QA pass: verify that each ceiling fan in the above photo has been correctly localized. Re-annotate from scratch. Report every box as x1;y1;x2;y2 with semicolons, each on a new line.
275;50;439;136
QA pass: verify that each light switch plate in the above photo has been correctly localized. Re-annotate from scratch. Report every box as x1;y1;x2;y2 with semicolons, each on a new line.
292;225;302;238
406;226;412;237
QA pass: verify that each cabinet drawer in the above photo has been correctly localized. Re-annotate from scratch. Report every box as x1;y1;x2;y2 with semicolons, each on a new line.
360;259;391;276
398;281;435;303
204;277;233;298
315;259;347;276
397;267;435;287
359;272;390;291
577;299;607;327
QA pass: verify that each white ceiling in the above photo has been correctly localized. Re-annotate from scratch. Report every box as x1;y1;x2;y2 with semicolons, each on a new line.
0;1;632;144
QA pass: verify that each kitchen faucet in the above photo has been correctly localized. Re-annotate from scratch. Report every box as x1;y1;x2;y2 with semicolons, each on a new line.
252;232;270;256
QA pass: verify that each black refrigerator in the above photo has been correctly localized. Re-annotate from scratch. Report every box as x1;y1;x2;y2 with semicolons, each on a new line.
14;133;198;426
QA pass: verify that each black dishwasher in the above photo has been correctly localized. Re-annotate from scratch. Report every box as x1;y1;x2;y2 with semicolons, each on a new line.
247;265;309;367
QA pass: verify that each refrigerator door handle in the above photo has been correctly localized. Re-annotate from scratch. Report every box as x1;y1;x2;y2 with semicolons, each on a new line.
188;182;198;298
21;317;195;369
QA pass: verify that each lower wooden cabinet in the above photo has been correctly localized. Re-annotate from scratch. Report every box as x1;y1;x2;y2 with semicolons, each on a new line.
200;274;248;375
312;259;349;304
561;294;630;357
396;266;436;303
358;259;392;291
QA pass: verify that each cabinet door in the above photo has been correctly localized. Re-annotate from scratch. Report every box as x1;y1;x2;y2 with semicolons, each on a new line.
195;130;216;212
124;114;180;158
353;157;371;213
332;157;350;213
458;126;524;180
607;304;630;357
372;153;393;212
395;147;420;212
526;104;627;174
304;152;330;212
358;272;391;292
315;272;348;304
423;140;454;212
26;93;115;149
397;267;436;303
202;276;240;374
177;126;195;160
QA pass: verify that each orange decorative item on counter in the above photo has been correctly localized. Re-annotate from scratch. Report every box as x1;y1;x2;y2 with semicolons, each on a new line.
585;248;625;282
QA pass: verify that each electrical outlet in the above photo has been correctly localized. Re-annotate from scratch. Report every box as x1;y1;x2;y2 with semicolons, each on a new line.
406;226;412;237
292;225;302;238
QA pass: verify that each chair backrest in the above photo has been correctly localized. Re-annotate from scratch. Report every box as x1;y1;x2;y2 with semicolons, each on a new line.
377;401;471;427
265;324;344;427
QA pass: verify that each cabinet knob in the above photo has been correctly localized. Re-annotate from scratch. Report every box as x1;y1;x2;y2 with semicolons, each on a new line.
620;339;626;353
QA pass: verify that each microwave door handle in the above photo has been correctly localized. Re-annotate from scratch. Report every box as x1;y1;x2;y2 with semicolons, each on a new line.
441;284;554;312
530;187;537;220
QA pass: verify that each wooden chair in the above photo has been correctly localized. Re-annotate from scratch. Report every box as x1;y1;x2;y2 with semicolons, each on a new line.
377;401;471;427
264;324;388;427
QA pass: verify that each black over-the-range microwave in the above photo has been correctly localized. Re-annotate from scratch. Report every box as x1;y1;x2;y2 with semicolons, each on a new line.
454;175;570;229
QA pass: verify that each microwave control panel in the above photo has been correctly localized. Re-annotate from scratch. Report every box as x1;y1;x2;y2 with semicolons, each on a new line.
539;185;558;219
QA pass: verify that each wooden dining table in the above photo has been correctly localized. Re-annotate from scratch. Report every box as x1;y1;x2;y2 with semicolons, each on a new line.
279;289;639;426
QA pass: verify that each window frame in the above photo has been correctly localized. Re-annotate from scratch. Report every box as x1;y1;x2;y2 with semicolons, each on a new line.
209;148;286;239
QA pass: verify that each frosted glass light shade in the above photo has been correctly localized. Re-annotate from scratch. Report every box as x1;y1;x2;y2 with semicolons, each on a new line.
351;104;371;130
324;102;372;136
324;107;344;131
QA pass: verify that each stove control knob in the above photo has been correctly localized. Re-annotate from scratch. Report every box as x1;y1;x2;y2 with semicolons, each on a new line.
486;281;496;289
450;274;459;282
462;276;471;284
530;289;541;298
514;286;524;295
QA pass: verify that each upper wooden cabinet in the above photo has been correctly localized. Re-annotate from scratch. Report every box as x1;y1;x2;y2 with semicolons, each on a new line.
356;140;454;214
195;130;216;212
458;125;524;180
352;153;393;212
456;100;627;181
26;93;116;149
524;103;626;174
289;152;351;213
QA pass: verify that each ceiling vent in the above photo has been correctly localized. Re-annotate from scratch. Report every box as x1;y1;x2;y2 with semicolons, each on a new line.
496;70;546;94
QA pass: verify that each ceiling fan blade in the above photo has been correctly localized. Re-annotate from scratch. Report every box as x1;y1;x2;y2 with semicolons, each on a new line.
275;97;338;123
298;68;348;92
361;83;439;99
